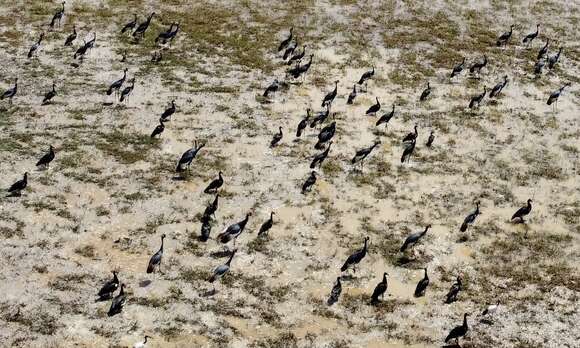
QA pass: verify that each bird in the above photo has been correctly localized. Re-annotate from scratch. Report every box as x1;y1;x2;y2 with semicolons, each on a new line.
164;23;180;44
263;79;279;98
548;47;563;69
146;234;166;273
370;272;388;305
445;276;463;303
460;202;481;232
7;172;28;197
468;86;487;109
133;335;151;348
358;66;375;91
106;68;128;96
176;141;205;172
426;131;435;147
511;199;533;223
469;55;488;75
496;25;514;46
200;219;212;242
309;104;331;129
400;225;431;252
445;314;469;346
301;171;317;194
28;32;45;58
347;84;357;105
42;83;57;105
150;119;165;138
537;39;549;60
288;54;313;79
73;36;92;60
327;277;342;306
419;82;431;101
365;97;381;116
402;124;418;143
155;22;176;43
209;250;236;287
160;100;176;121
310;142;332;169
204;172;224;194
64;25;77;46
376;104;395;128
547;84;570;106
1;78;18;104
321;80;339;107
278;27;293;52
489;75;508;98
49;1;66;29
315;121;336;149
414;268;429;297
351;141;381;169
217;214;251;245
287;45;306;65
36;145;55;168
522;24;540;45
481;301;500;316
341;237;369;272
121;14;137;34
97;271;119;300
133;12;155;39
534;57;546;76
119;78;135;102
202;194;219;221
107;283;126;316
151;51;162;63
450;58;465;78
282;40;298;60
296;109;311;137
401;139;416;164
258;212;275;236
270;127;283;147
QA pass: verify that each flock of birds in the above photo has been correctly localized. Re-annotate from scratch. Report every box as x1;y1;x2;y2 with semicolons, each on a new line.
0;3;571;347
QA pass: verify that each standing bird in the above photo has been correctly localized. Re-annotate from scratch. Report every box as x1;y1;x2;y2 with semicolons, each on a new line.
200;219;212;242
402;124;418;143
445;276;463;303
64;25;76;46
511;199;533;223
414;268;429;297
278;27;293;52
534;57;546;76
340;237;369;272
450;58;465;78
351;140;381;170
175;141;205;172
146;234;166;274
321;80;339;108
401;140;416;164
358;66;375;91
445;314;469;346
106;68;128;96
121;14;137;34
400;225;431;252
263;79;279;98
119;78;135;102
370;272;388;305
155;22;176;43
49;1;65;29
258;212;275;236
296;109;311;137
365;97;381;116
133;12;155;39
217;213;251;245
107;284;126;316
327;277;342;306
133;336;151;348
547;83;570;106
209;250;236;288
496;25;514;46
28;32;45;58
419;82;431;101
204;172;224;194
202;194;220;221
42;83;57;105
287;45;306;65
315;121;336;149
1;78;18;104
301;171;317;194
460;201;481;232
309;104;331;129
288;54;313;79
489;75;508;98
160;100;176;121
468;86;487;109
7;172;28;196
426;131;435;147
482;301;500;316
150;119;165;138
376;104;395;128
347;84;357;105
537;39;549;60
97;271;119;300
270;127;283;147
522;24;540;45
310;142;332;169
548;47;563;69
36;145;55;168
282;40;298;60
469;55;488;76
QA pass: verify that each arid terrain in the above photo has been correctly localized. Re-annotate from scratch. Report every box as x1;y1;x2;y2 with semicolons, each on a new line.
0;0;579;347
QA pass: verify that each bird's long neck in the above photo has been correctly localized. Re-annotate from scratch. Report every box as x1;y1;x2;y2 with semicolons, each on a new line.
226;252;235;265
143;337;148;344
382;273;387;283
421;226;429;236
218;172;223;181
52;84;56;92
270;212;274;220
363;239;368;251
212;195;219;207
119;284;125;295
160;236;164;251
424;269;428;279
463;314;468;328
113;272;118;282
414;126;418;135
240;214;250;227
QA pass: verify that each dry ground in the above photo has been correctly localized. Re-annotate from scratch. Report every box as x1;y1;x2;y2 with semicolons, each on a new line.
0;0;579;347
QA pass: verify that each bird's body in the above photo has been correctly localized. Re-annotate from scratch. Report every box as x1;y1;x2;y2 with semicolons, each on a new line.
547;84;570;106
202;194;219;221
482;301;500;316
365;97;381;116
534;58;546;76
119;78;135;102
370;273;388;305
270;127;283;147
107;283;126;316
282;40;298;60
200;219;212;242
469;86;487;109
511;199;533;222
426;131;435;147
351;141;380;168
401;139;416;164
327;277;342;306
445;276;462;304
36;145;55;168
469;55;488;75
49;2;66;29
121;14;137;34
450;58;465;78
402;124;418;143
28;33;44;58
347;84;357;105
287;45;306;65
218;214;251;244
537;39;549;60
414;268;429;297
420;82;431;101
296;109;311;137
375;104;395;128
310;104;330;129
548;47;562;69
258;212;275;236
278;27;293;52
133;13;155;39
146;234;166;274
74;33;96;60
7;172;28;196
460;202;480;232
204;171;224;194
445;314;469;345
301;171;317;194
98;271;119;299
209;250;236;283
64;25;77;46
489;75;508;98
160;100;176;121
341;237;369;272
358;66;374;90
288;54;313;79
496;25;514;46
522;24;540;45
42;83;57;105
106;68;128;96
155;23;177;43
263;79;279;98
310;142;332;169
321;81;339;108
315;121;336;149
176;142;205;172
400;225;430;252
150;120;165;138
1;78;18;104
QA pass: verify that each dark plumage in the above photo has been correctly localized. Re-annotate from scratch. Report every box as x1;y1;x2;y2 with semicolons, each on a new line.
288;54;313;79
217;213;251;244
119;78;135;102
263;79;279;98
534;58;546;76
414;268;429;297
321;80;339;108
450;58;465;78
426;131;435;147
209;250;236;283
460;202;480;232
49;1;65;29
469;55;488;75
309;104;330;129
287;45;306;65
98;271;119;300
28;33;45;59
496;25;514;46
522;24;540;44
489;75;508;98
365;97;381;116
146;234;166;274
347;84;357;105
258;212;275;236
351;141;380;167
296;109;311;137
445;276;463;304
277;27;293;52
74;33;96;60
176;141;205;172
133;12;155;39
340;237;369;272
155;22;176;43
202;194;219;221
270;127;283;147
445;313;469;345
547;84;570;106
419;82;431;101
160;100;176;121
537;39;549;60
42;83;57;105
301;171;317;194
204;171;224;194
400;225;431;252
7;172;28;196
469;86;487;109
511;199;532;222
36;145;55;168
150;120;165;138
358;66;374;87
106;68;128;96
376;104;395;128
107;283;126;316
402;124;418;143
200;219;212;242
64;25;77;46
310;142;332;169
283;40;297;60
548;47;562;69
400;140;416;164
327;277;342;306
121;14;137;34
1;78;18;104
315;121;336;149
370;272;388;305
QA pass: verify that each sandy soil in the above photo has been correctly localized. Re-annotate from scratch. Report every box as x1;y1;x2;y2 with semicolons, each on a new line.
0;0;579;347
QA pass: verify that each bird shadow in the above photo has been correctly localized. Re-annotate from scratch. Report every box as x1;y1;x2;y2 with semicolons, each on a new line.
102;102;114;106
171;176;186;181
210;250;233;258
94;296;112;303
139;280;152;288
339;274;356;281
202;289;217;297
5;192;22;198
480;318;495;325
